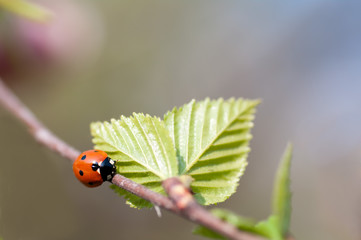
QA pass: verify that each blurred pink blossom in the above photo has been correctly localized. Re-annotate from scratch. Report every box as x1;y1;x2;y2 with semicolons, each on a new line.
0;0;104;76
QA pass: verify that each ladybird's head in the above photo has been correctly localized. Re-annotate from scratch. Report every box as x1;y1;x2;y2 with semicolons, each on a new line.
100;157;117;181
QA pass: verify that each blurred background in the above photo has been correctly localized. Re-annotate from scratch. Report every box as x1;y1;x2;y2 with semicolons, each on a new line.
1;0;361;239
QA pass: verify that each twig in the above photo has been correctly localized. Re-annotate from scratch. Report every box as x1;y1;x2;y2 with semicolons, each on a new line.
111;174;178;213
0;78;269;240
0;78;177;211
0;80;79;161
0;79;178;212
163;177;264;240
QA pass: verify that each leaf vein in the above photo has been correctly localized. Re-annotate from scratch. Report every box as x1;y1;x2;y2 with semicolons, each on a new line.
184;100;251;173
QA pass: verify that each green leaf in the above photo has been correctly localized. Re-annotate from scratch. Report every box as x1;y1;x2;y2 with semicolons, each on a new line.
194;208;261;239
272;143;293;236
193;209;284;240
91;113;178;208
0;0;52;22
193;226;225;240
194;144;293;240
212;209;257;232
164;98;259;205
255;215;283;240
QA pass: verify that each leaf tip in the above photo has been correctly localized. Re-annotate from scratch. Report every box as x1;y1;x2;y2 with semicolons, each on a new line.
282;143;293;166
272;143;293;237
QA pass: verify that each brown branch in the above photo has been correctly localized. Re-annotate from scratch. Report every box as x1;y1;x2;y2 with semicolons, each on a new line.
111;174;179;213
0;78;177;211
0;78;275;240
163;177;264;240
0;80;80;161
0;79;179;212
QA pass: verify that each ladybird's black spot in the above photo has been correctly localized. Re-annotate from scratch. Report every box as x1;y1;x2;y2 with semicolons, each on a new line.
88;182;94;186
81;155;86;160
94;150;99;152
79;170;84;176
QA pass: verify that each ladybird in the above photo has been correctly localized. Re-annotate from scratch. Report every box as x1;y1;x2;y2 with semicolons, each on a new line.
73;150;116;187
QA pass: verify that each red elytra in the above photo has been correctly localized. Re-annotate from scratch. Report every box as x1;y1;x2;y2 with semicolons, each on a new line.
73;150;116;188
